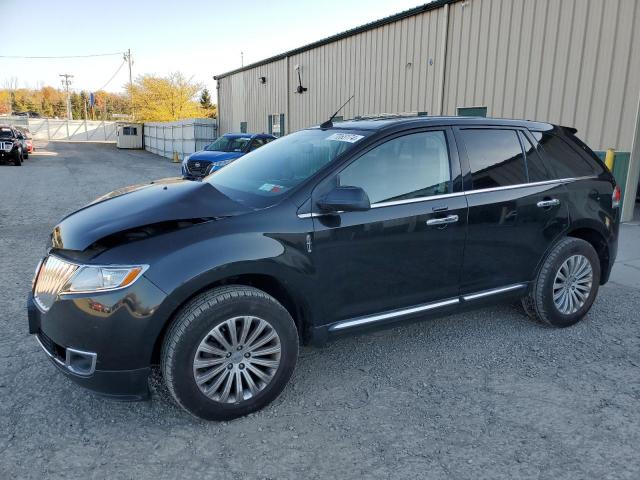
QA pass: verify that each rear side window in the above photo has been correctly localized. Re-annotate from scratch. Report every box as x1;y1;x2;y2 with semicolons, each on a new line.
339;131;451;203
531;132;601;178
459;129;527;189
521;133;550;182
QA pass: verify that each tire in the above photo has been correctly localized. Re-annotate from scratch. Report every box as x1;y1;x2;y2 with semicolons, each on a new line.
13;150;22;166
23;151;28;159
522;237;600;327
161;285;299;420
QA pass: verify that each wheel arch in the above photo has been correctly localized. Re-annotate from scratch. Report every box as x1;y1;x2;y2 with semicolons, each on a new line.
150;272;312;365
565;225;610;285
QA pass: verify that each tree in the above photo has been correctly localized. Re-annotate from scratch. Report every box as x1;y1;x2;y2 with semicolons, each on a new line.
199;87;217;118
127;72;205;122
200;88;212;109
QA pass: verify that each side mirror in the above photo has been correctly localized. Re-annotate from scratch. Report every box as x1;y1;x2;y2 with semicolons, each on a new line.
318;186;371;213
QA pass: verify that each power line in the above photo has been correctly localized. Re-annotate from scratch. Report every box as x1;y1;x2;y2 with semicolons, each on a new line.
97;60;127;91
0;52;123;59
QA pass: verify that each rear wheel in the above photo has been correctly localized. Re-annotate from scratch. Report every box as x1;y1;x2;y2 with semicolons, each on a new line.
522;237;600;327
161;285;299;420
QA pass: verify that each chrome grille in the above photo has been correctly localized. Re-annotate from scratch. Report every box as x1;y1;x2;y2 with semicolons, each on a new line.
1;141;13;152
187;160;210;176
34;256;78;312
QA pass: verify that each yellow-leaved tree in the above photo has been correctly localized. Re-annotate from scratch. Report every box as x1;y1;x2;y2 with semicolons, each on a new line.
127;72;205;122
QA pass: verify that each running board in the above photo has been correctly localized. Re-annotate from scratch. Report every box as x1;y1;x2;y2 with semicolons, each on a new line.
329;283;527;332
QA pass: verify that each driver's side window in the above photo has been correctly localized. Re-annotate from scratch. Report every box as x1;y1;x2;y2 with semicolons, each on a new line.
338;131;451;204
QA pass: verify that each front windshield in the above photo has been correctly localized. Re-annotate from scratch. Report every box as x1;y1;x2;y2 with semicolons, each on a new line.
205;136;251;153
0;128;13;139
207;129;369;208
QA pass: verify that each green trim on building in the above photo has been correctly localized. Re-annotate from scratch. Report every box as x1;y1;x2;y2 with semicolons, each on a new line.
457;106;487;117
595;151;631;204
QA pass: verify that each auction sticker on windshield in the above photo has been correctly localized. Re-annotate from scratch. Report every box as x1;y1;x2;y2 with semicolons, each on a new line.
326;133;364;143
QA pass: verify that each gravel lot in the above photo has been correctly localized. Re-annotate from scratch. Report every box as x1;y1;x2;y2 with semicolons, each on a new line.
1;142;639;479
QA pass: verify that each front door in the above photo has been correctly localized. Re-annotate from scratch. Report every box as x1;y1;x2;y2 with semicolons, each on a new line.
310;129;468;325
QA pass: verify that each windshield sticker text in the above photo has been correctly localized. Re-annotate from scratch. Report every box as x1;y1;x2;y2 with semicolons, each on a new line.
326;133;364;143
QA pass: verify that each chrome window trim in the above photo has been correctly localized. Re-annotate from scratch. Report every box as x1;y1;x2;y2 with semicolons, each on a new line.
464;176;596;195
371;191;465;208
298;176;596;217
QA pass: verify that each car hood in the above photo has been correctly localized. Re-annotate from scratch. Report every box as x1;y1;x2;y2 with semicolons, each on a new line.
188;150;244;162
52;178;251;251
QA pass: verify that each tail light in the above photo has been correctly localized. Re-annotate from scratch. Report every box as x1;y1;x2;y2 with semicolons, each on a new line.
612;185;621;208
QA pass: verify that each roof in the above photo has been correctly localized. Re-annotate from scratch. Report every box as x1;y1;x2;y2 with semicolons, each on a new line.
310;116;554;132
214;0;459;80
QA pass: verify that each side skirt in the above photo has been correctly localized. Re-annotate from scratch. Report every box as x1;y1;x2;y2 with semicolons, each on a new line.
310;283;528;344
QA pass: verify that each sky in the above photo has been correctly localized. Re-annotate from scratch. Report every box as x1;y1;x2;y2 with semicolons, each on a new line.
1;0;424;101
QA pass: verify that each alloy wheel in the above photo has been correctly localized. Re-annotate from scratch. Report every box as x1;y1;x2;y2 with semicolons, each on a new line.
552;254;593;315
192;316;281;403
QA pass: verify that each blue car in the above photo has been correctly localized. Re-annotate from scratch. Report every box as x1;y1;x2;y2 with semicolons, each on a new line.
182;133;276;179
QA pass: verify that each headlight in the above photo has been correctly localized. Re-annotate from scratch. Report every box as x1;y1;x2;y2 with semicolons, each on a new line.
62;265;148;294
212;159;232;168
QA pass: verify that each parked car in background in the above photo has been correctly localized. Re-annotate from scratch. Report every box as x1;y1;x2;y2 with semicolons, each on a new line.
182;133;276;179
14;130;29;159
29;116;620;421
14;126;34;154
0;125;24;166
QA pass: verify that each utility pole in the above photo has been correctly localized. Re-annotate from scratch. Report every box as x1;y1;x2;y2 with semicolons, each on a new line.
59;73;73;120
241;51;244;67
124;49;134;120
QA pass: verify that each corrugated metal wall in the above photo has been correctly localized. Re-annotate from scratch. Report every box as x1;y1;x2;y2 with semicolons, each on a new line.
217;0;640;152
287;8;447;132
218;59;288;135
444;0;640;151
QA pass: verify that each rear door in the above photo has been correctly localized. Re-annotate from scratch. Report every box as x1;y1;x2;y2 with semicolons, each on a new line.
311;128;468;325
454;126;570;295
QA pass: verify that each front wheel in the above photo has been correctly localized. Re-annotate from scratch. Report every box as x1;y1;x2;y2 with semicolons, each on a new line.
522;237;600;327
13;150;22;166
161;285;299;420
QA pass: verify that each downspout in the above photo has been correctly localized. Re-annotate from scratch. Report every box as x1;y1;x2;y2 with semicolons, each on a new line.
215;77;221;137
286;55;291;135
621;86;640;222
437;3;450;115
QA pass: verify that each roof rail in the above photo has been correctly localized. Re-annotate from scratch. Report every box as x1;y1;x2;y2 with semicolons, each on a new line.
352;112;428;121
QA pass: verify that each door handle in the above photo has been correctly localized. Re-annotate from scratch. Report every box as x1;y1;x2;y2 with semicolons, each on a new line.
536;198;560;208
426;214;459;226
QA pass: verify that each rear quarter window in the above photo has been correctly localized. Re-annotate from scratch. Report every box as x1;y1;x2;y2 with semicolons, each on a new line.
531;131;603;178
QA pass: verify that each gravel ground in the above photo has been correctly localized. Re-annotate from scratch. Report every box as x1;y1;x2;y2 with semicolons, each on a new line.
1;142;639;479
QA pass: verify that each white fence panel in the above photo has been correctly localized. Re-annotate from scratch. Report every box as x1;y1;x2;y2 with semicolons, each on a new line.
144;119;217;160
1;116;117;142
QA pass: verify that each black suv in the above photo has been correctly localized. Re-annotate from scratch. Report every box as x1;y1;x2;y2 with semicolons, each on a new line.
0;125;24;166
28;117;620;420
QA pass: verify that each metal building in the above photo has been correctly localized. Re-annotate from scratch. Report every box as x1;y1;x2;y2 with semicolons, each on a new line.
214;0;640;220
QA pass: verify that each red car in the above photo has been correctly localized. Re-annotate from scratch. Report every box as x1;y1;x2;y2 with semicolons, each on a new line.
14;126;34;153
